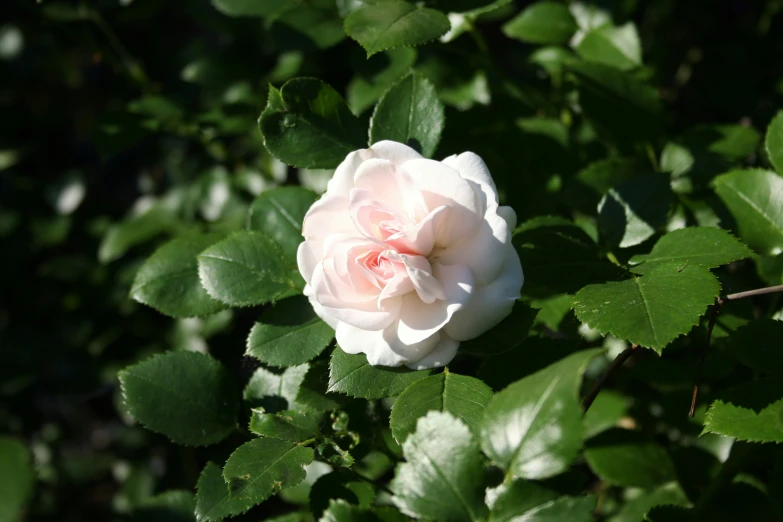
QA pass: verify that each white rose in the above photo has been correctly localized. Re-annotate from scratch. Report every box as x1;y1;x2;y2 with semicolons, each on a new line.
296;141;523;370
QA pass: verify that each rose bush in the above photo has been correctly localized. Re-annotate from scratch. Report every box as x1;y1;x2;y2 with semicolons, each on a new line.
297;141;523;369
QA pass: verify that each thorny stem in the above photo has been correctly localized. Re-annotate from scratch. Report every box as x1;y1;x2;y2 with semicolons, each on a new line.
689;284;783;417
582;344;638;413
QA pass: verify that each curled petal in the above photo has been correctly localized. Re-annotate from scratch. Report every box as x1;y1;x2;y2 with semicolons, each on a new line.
384;251;445;303
336;322;440;367
405;336;460;370
442;151;498;212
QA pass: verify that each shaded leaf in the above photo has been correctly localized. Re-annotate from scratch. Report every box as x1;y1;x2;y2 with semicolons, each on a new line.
223;438;314;502
572;263;721;352
389;372;493;443
766;110;783;175
119;351;239;446
0;437;34;522
391;411;488;521
328;347;431;400
260;79;365;169
629;226;753;274
344;1;450;57
369;71;444;158
481;349;603;480
583;390;628;439
723;319;783;374
310;472;375;519
576;23;642;71
99;205;179;264
248;187;318;263
197;230;299;307
459;301;537;356
584;429;676;488
133;490;195;522
712;169;783;256
246;296;334;368
598;173;672;248
249;409;321;442
196;462;256;522
703;398;783;443
490;479;596;522
244;364;309;412
503;2;577;45
131;233;227;318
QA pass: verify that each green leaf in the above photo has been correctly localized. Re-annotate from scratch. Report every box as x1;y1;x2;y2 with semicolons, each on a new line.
724;319;783;374
572;263;721;352
0;437;34;522
389;372;493;443
765;111;783;175
319;500;382;522
391;411;488;522
513;218;626;298
347;48;418;115
703;398;783;443
131;233;227;318
99;205;179;263
369;71;444;158
712;169;783;256
576;23;642;71
565;158;639;214
598;173;672;248
260;78;365;169
133;490;195;522
246;296;334;368
310;471;375;518
223;438;314;502
296;361;346;412
629;226;753;274
119;351;239;446
584;429;676;488
459;301;537;356
570;61;661;149
197;230;299;307
196;462;256;522
244;364;309;412
249;409;321;442
583;390;628;439
489;480;596;522
328;347;431;400
248;187;318;263
481;349;603;480
344;0;450;58
502;2;578;45
608;483;689;522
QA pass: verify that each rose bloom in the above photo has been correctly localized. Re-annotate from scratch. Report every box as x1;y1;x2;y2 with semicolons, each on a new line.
297;141;523;369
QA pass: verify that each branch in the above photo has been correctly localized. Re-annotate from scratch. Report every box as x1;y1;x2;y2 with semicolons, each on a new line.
689;284;783;417
582;344;638;413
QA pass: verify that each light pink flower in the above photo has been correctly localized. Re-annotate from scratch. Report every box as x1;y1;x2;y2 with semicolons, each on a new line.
297;141;523;369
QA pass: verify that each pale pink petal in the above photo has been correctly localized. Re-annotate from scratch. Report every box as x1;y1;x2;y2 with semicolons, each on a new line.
297;240;320;284
402;159;482;246
444;245;523;341
336;322;441;367
442;151;498;212
432;205;514;285
384;251;445;303
405;336;460;370
366;140;423;166
302;194;355;239
386;205;448;256
396;263;473;345
303;284;339;330
327;149;370;197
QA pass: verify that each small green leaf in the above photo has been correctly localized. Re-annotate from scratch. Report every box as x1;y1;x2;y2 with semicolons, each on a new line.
99;205;179;264
629;227;753;274
766;111;783;175
131;233;227;318
513;218;626;298
133;490;195;522
391;411;488;522
310;472;376;519
489;480;597;522
246;296;334;368
247;187;318;263
260;78;365;169
197;230;299;307
119;351;239;446
572;263;721;353
328;347;431;400
703;398;783;443
296;361;346;412
565;158;639;214
390;372;493;443
481;349;603;480
576;23;642;71
582;390;628;439
584;429;676;488
610;483;689;522
369;71;444;158
319;500;379;522
196;462;256;522
344;0;450;57
713;169;783;256
223;438;314;502
598;173;672;248
724;319;783;374
459;301;537;356
244;364;309;412
0;437;34;522
503;2;578;45
249;409;321;442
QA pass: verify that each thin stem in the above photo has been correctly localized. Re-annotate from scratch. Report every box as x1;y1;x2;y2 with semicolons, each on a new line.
464;17;489;55
645;142;660;172
689;284;783;416
91;11;150;90
582;344;638;413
